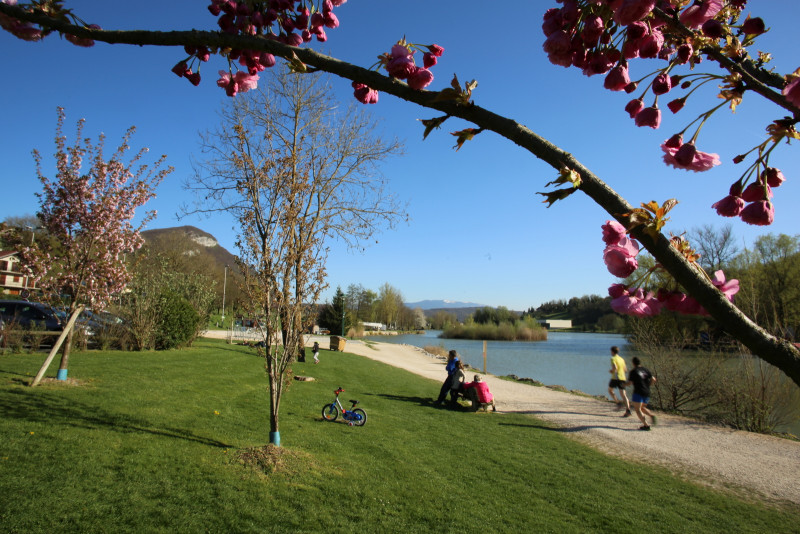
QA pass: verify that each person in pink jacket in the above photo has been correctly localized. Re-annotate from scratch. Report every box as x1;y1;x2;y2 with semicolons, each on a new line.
462;375;496;412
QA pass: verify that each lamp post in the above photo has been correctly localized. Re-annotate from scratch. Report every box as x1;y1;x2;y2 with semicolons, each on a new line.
222;265;227;324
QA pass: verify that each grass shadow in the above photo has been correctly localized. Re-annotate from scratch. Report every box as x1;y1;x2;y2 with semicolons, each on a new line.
0;388;233;448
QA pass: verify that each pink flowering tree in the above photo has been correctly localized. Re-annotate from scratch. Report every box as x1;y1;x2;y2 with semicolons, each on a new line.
1;0;799;387
24;108;170;385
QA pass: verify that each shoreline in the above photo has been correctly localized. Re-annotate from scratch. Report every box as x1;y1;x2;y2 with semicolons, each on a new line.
201;330;800;505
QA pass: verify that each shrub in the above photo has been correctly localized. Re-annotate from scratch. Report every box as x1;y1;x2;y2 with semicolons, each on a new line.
708;355;800;434
423;344;448;358
155;291;200;350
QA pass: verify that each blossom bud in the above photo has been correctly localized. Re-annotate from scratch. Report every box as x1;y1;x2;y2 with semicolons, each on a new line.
740;200;775;226
674;143;697;166
701;19;724;39
711;195;745;217
652;72;672;95
634;106;661;129
664;133;683;149
667;97;686;113
625;98;645;119
761;167;785;187
742;16;766;36
741;182;772;202
676;43;693;64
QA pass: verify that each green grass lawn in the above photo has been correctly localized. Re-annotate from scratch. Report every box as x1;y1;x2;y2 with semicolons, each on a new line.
1;339;796;533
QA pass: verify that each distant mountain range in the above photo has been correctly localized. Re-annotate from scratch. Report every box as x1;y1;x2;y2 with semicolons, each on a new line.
405;299;486;310
140;227;498;314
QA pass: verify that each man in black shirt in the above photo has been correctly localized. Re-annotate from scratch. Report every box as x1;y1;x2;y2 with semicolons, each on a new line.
627;356;658;431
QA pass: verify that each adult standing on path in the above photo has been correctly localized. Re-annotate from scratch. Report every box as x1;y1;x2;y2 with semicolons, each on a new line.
627;356;657;431
608;346;631;417
434;350;459;405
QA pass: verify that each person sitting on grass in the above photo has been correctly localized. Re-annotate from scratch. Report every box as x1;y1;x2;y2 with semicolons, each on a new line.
462;374;496;412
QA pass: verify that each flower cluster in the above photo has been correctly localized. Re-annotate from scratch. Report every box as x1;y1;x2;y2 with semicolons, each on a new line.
711;167;783;226
601;220;739;317
542;1;795;226
0;0;100;44
198;0;346;95
350;40;445;105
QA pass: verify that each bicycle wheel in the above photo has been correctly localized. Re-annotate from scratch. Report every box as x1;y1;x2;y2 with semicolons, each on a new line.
351;408;367;426
321;403;339;422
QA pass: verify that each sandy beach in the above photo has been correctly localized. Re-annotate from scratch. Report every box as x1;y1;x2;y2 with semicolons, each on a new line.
203;330;800;505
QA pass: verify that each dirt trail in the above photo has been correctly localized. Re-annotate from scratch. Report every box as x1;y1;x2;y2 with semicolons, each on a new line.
203;330;799;504
322;336;800;506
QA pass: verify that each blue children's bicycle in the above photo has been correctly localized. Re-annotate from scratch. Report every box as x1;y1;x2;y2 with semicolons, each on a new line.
322;387;367;426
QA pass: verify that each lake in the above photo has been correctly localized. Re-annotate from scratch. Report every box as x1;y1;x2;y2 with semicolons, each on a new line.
365;330;632;397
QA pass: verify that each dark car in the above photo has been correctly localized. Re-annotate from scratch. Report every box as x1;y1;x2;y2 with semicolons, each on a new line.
0;300;62;331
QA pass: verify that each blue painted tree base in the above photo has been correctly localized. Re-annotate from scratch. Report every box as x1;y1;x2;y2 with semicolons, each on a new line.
56;369;68;380
269;431;280;447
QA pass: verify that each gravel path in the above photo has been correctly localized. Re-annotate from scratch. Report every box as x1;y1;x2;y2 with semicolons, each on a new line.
204;330;799;505
331;337;800;506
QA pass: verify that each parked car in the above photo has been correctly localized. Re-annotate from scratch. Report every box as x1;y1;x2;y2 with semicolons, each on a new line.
0;300;62;331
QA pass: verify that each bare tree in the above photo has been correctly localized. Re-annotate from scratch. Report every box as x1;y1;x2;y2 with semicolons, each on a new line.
688;224;739;273
187;67;405;445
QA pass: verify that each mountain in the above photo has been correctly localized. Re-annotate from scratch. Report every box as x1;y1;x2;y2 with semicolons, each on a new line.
140;225;238;274
405;299;486;310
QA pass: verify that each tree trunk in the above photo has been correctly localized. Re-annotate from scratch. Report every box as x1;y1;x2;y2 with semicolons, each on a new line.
31;305;84;386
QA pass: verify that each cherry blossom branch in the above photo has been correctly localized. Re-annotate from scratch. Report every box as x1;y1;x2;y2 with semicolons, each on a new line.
2;2;798;384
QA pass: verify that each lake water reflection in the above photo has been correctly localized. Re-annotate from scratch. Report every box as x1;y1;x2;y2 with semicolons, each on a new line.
365;330;633;397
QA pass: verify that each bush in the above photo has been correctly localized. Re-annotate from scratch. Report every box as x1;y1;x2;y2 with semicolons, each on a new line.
155;292;200;350
708;355;800;434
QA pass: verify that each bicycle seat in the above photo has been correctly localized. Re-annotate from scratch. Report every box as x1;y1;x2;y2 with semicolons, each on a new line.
349;399;359;406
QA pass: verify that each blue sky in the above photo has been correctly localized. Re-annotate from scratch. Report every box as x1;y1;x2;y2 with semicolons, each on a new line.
1;1;798;310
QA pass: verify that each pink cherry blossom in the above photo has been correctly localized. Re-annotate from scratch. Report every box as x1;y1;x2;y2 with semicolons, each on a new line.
581;15;605;44
613;0;657;26
604;64;630;91
602;220;627;245
638;30;664;58
625;98;644;118
740;182;772;202
679;0;723;29
652;72;672;95
711;195;745;217
634;105;661;129
608;283;628;299
352;81;379;104
661;141;720;171
407;67;434;90
543;30;574;67
387;51;416;79
427;44;444;57
423;52;437;68
604;241;639;278
740;200;775;226
782;76;800;108
233;71;259;92
711;270;739;302
761;167;785;188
